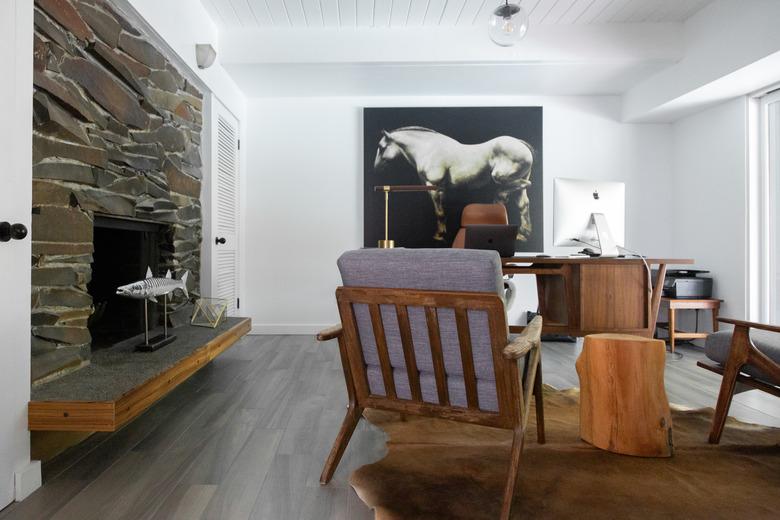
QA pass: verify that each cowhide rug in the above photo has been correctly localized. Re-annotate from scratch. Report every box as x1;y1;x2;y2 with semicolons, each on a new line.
349;387;780;519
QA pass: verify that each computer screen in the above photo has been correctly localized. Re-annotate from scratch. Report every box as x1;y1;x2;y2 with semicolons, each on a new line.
553;178;625;250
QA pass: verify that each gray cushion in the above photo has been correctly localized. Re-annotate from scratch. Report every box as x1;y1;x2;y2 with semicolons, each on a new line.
704;329;780;384
338;248;505;411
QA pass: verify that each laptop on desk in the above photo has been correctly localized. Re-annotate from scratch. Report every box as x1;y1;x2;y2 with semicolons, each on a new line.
464;224;518;258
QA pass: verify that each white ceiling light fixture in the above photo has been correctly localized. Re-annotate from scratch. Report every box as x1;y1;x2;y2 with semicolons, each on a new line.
196;43;217;69
488;1;529;47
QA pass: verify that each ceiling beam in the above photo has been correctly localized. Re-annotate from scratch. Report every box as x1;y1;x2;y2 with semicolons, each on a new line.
623;0;780;122
219;23;683;65
223;60;672;97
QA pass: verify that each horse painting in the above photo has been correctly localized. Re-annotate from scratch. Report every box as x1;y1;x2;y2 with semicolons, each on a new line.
373;126;535;243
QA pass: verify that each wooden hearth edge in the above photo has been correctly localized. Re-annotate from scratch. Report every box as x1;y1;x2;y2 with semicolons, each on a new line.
28;318;252;432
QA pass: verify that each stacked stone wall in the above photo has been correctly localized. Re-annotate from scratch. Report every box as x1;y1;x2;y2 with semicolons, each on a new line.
32;0;203;382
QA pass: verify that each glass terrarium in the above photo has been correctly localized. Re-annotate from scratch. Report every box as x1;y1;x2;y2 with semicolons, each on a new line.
191;298;228;328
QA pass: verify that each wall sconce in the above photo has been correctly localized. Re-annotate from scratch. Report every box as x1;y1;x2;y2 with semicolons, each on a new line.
196;44;217;69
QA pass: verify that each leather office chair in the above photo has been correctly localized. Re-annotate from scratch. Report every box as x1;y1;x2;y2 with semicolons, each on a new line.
452;203;509;248
452;203;517;307
317;248;544;520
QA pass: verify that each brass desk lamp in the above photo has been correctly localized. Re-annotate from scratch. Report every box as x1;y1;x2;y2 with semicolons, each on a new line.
373;185;438;248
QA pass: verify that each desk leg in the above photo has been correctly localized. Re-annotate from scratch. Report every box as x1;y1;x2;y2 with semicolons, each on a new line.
563;265;579;332
668;307;676;354
534;273;547;323
648;264;667;337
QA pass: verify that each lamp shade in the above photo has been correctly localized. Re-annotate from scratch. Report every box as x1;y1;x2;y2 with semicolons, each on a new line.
488;2;529;47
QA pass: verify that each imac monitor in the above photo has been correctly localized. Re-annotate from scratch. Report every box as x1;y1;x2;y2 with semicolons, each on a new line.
553;178;625;257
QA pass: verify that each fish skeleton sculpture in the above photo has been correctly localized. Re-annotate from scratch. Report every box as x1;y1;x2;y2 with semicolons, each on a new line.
116;267;189;302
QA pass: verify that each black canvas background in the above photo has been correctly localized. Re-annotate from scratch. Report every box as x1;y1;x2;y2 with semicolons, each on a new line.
363;106;543;250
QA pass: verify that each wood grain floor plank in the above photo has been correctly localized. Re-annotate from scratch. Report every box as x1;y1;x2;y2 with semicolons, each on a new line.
170;485;218;520
201;427;282;520
0;477;87;520
249;453;311;520
149;410;266;520
3;335;778;520
295;483;350;520
145;409;261;520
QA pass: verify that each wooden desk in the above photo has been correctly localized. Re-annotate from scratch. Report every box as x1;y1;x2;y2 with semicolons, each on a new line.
501;256;694;338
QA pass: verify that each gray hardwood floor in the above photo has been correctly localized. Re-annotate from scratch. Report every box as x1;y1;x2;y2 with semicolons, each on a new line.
2;335;778;520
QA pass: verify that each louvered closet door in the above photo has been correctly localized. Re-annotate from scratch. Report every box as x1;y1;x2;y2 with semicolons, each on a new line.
214;106;240;315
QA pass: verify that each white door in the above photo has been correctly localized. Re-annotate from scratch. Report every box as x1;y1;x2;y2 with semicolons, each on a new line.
212;103;241;316
0;0;36;506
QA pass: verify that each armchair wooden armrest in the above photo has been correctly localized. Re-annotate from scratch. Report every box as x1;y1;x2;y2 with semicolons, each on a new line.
703;317;780;444
317;324;343;342
503;316;543;360
717;318;780;334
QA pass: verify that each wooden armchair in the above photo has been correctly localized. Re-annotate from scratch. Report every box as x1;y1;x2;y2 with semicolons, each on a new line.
317;248;544;520
698;318;780;444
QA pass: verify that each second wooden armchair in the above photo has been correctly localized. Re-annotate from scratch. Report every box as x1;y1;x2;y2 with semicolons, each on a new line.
699;317;780;443
317;248;544;520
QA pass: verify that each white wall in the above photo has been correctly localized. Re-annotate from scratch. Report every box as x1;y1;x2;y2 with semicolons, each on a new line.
244;96;674;333
671;97;749;323
125;0;245;118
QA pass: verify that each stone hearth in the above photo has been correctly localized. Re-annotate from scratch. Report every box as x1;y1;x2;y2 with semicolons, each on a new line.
31;0;204;383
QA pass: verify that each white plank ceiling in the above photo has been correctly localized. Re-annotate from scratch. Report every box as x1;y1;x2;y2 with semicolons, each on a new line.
202;0;714;28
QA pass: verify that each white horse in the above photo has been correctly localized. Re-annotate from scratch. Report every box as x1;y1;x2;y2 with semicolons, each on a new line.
374;126;535;242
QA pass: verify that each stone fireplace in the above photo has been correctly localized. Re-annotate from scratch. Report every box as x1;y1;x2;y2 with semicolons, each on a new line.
31;0;204;383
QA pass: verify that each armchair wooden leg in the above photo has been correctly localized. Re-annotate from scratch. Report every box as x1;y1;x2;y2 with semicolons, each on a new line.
500;427;525;520
533;356;545;445
709;364;739;444
320;405;363;484
708;326;750;444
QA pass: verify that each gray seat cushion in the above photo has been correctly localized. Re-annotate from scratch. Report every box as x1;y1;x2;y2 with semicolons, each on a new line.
704;329;780;384
338;248;505;411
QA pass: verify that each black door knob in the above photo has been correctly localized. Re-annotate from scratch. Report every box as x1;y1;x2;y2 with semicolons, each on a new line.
215;237;226;245
0;222;28;242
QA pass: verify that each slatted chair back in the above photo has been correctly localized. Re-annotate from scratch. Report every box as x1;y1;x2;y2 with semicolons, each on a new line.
336;248;520;428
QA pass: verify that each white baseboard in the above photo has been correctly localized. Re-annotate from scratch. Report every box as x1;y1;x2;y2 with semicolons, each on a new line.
15;461;41;501
250;324;331;335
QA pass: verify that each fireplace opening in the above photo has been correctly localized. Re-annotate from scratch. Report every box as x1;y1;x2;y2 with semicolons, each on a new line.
88;215;168;350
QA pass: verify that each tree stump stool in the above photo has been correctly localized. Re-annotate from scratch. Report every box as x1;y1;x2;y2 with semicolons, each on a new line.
576;334;673;457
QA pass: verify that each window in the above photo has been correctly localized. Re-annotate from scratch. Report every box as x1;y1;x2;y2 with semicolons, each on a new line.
751;89;780;323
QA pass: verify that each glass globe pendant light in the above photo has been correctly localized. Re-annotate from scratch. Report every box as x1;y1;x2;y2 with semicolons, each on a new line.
488;1;529;47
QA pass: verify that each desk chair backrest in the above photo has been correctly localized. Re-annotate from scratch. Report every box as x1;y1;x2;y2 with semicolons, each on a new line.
337;248;521;427
452;203;509;248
